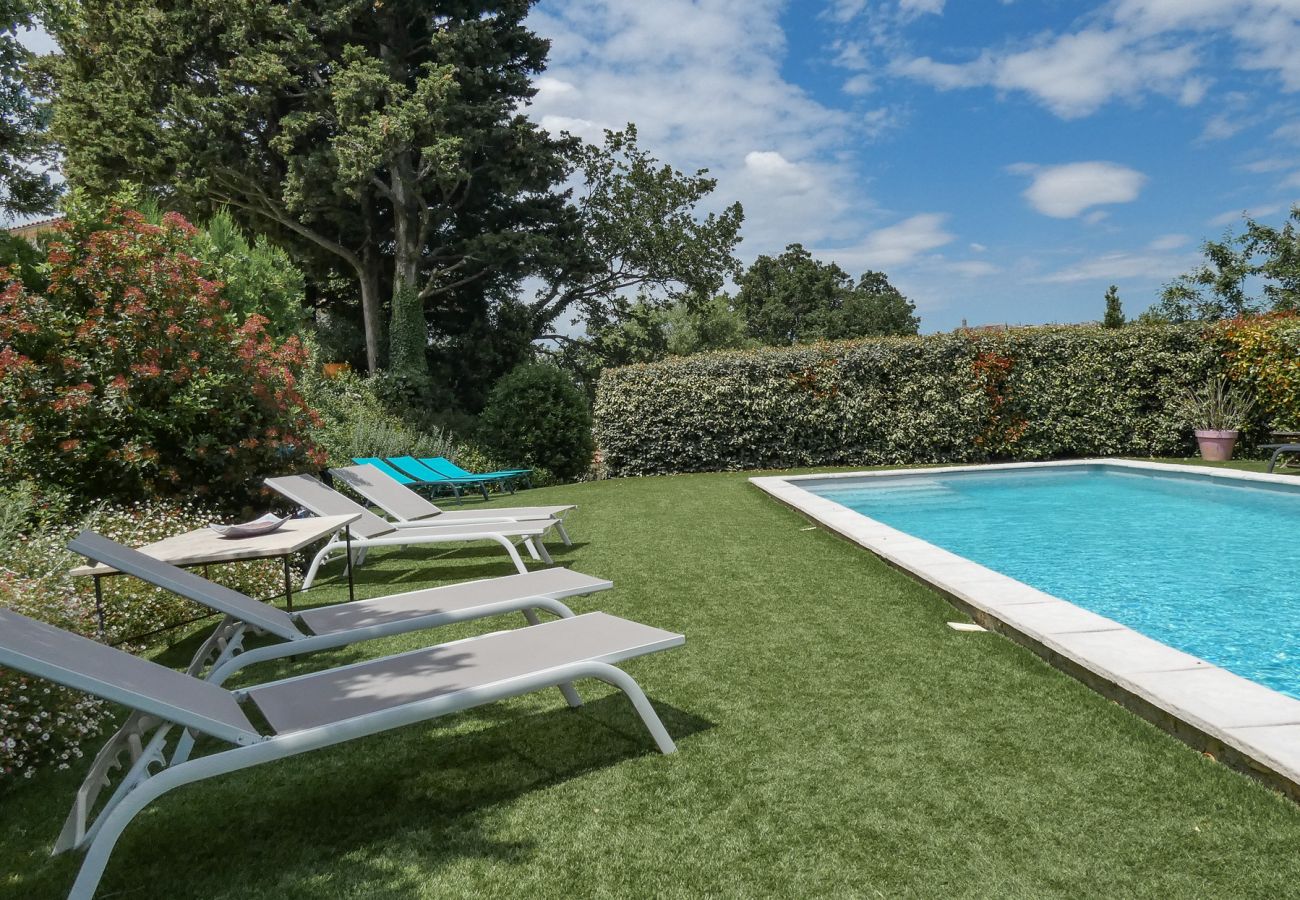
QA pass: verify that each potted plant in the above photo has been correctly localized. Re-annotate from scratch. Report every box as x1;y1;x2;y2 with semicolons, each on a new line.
1179;375;1255;461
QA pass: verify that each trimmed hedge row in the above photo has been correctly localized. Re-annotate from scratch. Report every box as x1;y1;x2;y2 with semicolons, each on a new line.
594;325;1226;476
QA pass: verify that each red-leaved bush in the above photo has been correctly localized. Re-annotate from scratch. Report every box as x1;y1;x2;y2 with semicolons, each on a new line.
0;207;323;508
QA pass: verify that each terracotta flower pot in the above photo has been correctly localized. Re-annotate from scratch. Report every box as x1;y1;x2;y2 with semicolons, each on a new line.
1194;429;1239;461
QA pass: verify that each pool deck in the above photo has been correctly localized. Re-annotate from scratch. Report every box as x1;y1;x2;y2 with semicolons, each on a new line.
751;458;1300;800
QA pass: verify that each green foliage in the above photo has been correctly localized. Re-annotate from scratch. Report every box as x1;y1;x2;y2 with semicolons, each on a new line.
0;228;44;287
1176;375;1256;431
594;325;1219;476
1151;206;1300;322
0;0;59;217
0;207;322;510
301;365;457;466
734;244;919;345
186;209;307;338
0;490;285;788
480;363;594;480
1103;284;1125;328
555;295;757;397
1217;313;1300;429
532;124;745;337
50;0;575;378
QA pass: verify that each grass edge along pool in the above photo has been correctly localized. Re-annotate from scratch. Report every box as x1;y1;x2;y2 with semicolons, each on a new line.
750;460;1300;800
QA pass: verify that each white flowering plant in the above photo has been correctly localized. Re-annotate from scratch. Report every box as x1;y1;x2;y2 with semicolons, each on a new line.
0;494;291;789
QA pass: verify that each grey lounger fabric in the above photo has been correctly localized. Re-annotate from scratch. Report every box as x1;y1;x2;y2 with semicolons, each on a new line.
0;608;259;745
296;567;610;634
329;463;573;526
265;473;562;585
0;605;682;899
248;613;681;732
68;530;611;685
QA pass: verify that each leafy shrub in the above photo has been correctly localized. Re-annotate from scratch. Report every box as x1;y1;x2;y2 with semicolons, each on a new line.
1217;313;1300;429
0;491;287;789
594;325;1220;476
302;364;457;466
480;364;594;480
176;207;307;339
0;207;323;510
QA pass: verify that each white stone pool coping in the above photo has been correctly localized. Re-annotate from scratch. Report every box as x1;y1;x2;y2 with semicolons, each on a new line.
751;458;1300;797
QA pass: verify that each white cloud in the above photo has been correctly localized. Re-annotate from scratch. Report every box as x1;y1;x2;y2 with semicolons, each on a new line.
1208;204;1283;226
1281;170;1300;189
527;0;867;251
899;0;945;15
17;25;56;55
831;213;955;268
538;114;602;142
1201;113;1250;141
1241;156;1299;173
1274;121;1300;144
832;40;871;71
742;150;818;195
1108;0;1300;91
1011;161;1147;218
535;77;579;102
895;29;1200;118
969;242;988;252
942;259;1000;277
843;74;875;95
1148;233;1190;251
1035;250;1191;284
861;106;902;138
891;1;1300;119
824;0;869;23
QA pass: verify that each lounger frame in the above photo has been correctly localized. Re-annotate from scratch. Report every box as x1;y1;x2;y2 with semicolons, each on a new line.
265;474;559;587
0;608;680;899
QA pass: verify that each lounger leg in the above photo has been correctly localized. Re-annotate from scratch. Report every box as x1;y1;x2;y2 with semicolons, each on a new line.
535;539;553;565
1270;446;1286;473
554;521;572;547
522;609;583;708
523;537;542;561
490;535;529;574
587;664;677;754
301;544;333;590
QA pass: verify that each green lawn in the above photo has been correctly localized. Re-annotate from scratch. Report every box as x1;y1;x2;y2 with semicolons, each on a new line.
6;460;1300;898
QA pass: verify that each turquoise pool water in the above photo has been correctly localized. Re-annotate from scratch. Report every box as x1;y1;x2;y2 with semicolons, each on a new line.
807;466;1300;699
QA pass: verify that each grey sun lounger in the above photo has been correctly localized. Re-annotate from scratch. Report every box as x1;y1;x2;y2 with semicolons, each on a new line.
266;474;561;587
1;606;681;900
330;463;574;539
68;530;611;688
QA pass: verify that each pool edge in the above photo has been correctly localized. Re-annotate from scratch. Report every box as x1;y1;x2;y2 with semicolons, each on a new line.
751;458;1300;801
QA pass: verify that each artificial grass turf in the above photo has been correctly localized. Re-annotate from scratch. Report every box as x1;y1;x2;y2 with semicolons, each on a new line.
6;464;1300;898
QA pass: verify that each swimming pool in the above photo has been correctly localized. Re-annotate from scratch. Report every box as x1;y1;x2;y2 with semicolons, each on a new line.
752;460;1300;796
804;465;1300;699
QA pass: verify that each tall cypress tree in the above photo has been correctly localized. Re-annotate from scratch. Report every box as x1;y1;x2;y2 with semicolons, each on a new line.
1103;284;1125;328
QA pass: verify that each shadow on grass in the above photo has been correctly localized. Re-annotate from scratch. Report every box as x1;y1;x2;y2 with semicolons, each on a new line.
11;696;712;899
305;542;592;593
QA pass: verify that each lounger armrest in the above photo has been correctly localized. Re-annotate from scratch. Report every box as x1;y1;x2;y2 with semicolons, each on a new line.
360;527;549;546
390;515;537;528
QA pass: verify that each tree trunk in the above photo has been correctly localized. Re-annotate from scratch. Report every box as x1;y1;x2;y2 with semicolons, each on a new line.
387;156;429;379
357;257;384;374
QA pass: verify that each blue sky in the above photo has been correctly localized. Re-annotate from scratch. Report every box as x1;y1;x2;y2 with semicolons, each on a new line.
527;0;1300;329
19;3;1300;330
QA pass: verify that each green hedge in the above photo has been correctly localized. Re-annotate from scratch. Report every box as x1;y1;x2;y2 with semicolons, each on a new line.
594;325;1225;476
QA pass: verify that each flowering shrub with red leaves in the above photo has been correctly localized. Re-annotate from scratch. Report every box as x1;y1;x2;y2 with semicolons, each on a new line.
0;207;324;509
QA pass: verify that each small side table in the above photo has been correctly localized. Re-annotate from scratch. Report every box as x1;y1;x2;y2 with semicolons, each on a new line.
70;514;360;638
